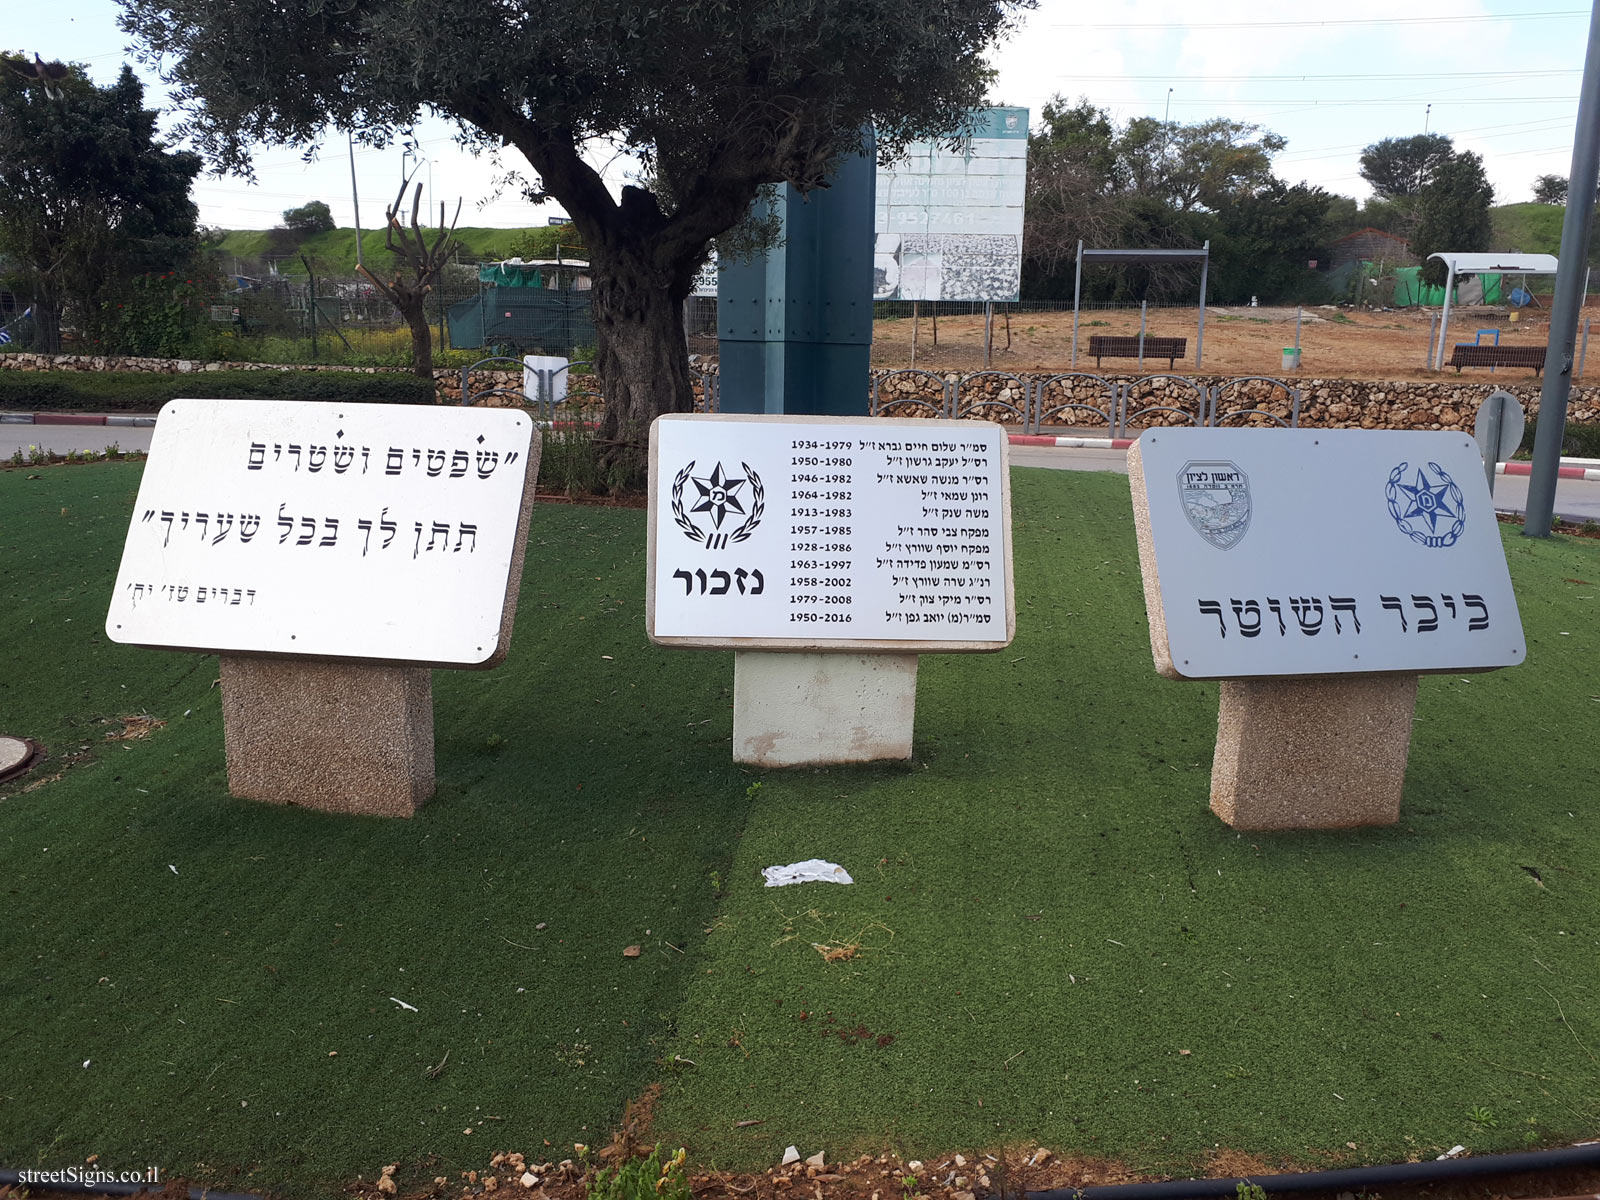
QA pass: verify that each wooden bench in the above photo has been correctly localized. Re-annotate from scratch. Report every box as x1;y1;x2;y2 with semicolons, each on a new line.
1088;335;1187;368
1446;344;1546;375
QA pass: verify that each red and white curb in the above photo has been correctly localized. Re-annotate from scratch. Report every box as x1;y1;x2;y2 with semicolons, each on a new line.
1009;434;1134;449
6;412;1598;478
1005;433;1600;479
1497;461;1600;481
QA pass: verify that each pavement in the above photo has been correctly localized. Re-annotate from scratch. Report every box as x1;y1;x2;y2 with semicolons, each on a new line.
1011;432;1600;481
6;411;1600;523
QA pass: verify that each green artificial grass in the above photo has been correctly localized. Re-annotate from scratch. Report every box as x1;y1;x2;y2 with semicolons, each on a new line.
1;463;1598;1196
0;463;754;1194
654;472;1600;1172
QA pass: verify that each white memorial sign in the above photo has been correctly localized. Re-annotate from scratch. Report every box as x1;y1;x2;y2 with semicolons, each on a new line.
648;415;1013;649
106;399;536;667
1135;428;1525;679
874;106;1028;302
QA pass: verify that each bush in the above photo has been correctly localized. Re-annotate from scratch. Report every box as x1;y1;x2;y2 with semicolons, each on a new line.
208;325;484;371
537;410;611;496
1519;417;1600;459
88;270;221;360
0;368;438;412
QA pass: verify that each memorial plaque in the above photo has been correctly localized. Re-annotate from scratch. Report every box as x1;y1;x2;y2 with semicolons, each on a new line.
1132;428;1525;680
874;106;1029;302
106;399;537;667
647;415;1014;651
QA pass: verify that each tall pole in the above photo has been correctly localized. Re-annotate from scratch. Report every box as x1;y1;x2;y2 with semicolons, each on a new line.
1195;241;1210;367
1433;259;1458;371
347;131;364;269
1071;240;1083;367
1528;0;1600;536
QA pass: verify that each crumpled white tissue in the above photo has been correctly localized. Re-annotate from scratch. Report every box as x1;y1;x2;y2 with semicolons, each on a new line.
762;859;854;887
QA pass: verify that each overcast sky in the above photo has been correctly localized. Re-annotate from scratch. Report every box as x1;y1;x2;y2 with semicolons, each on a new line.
8;0;1592;230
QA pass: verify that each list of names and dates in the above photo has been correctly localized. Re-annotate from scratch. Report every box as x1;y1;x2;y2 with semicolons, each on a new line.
651;418;1010;644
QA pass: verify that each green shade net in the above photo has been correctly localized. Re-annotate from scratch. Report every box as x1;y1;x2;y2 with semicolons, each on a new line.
446;287;596;352
478;262;545;288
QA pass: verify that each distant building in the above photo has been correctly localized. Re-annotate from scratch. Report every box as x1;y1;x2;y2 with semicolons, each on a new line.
1330;228;1417;269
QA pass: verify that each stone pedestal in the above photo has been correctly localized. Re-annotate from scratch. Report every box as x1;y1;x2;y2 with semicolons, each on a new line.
219;654;434;817
733;651;918;766
1211;673;1418;830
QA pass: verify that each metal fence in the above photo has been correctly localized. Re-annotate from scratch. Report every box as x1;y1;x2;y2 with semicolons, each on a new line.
868;370;1301;436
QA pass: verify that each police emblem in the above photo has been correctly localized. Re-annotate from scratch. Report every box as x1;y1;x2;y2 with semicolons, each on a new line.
669;460;765;549
1385;460;1465;547
1177;460;1251;550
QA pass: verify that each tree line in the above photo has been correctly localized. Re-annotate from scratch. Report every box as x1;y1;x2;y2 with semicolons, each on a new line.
0;1;1558;494
1021;104;1496;305
1;71;1507;363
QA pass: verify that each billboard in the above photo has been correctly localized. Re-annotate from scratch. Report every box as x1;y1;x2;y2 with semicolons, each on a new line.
873;106;1028;303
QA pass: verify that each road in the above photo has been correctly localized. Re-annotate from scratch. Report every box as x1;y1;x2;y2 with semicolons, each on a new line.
5;423;1600;523
1008;443;1600;524
2;424;151;459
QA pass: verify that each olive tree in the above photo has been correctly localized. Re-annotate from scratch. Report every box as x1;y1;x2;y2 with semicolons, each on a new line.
119;0;1029;482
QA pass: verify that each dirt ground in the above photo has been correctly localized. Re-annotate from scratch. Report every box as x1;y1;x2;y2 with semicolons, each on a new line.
6;1127;1600;1200
865;305;1578;383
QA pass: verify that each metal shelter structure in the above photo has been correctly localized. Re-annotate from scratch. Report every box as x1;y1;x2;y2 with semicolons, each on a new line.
1428;252;1558;369
1071;242;1211;368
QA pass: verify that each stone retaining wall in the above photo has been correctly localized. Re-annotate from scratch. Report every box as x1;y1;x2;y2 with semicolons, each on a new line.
872;368;1600;430
4;352;1598;430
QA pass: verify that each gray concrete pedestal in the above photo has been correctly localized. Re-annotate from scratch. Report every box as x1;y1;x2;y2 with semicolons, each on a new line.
219;654;435;817
733;651;918;766
1211;673;1418;829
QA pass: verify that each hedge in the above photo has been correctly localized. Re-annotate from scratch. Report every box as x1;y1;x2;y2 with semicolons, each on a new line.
1520;417;1600;460
0;369;438;412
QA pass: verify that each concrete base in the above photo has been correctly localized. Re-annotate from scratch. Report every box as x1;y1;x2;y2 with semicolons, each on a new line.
219;654;434;817
733;651;918;766
1211;674;1418;830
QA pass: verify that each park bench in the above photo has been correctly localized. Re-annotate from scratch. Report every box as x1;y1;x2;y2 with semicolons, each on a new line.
1088;335;1187;368
1446;344;1546;375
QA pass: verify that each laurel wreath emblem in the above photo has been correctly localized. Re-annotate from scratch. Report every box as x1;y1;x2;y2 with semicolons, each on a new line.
1386;460;1466;548
669;460;765;548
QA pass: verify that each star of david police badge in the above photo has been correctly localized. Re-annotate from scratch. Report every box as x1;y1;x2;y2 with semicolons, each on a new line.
669;459;765;549
1177;459;1251;550
1385;460;1465;548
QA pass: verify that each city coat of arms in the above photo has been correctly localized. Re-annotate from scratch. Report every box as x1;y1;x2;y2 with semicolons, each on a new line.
1177;460;1251;550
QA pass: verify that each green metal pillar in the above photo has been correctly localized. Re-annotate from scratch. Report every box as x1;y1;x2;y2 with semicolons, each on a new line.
717;136;875;415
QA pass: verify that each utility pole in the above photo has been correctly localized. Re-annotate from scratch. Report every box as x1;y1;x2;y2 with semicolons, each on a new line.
347;131;364;269
1527;0;1600;535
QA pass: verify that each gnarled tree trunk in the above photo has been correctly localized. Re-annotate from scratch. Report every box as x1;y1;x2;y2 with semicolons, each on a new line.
588;240;694;490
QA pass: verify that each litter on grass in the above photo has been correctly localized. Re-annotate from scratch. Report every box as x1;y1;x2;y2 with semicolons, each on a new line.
762;859;853;887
